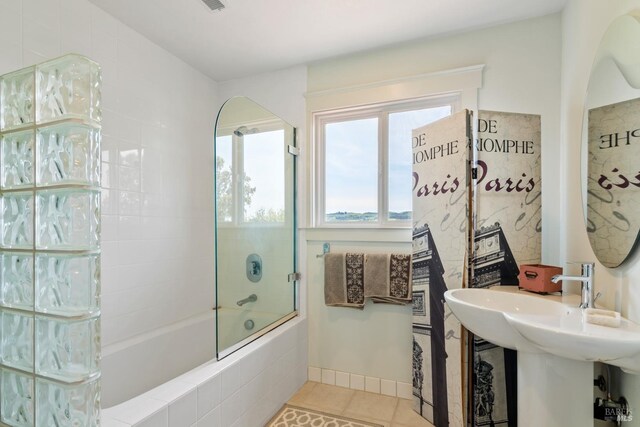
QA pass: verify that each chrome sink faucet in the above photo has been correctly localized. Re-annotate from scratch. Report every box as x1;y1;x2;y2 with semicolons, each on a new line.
551;262;597;308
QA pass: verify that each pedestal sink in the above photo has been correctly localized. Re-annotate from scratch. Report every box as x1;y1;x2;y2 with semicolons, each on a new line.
445;286;640;427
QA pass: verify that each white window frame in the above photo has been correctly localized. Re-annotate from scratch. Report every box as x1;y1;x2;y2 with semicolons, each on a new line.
215;118;292;228
313;94;461;228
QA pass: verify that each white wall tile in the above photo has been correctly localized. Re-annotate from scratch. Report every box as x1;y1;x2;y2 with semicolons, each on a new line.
365;376;380;394
90;5;119;38
134;408;168;427
0;9;21;43
0;0;22;14
197;407;220;427
219;388;248;427
168;389;197;427
380;379;396;397
350;374;365;391
22;19;60;59
397;382;412;400
335;371;350;388
102;417;132;427
101;215;118;241
22;49;47;67
0;41;22;75
307;366;321;382
321;369;335;385
220;360;250;401
23;0;60;30
92;32;118;64
197;375;221;419
110;396;166;425
60;1;92;55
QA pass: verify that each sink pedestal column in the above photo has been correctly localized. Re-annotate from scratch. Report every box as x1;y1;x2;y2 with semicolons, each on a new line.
518;352;592;427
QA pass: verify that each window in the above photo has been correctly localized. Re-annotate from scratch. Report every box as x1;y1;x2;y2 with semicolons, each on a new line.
314;95;458;226
216;123;286;224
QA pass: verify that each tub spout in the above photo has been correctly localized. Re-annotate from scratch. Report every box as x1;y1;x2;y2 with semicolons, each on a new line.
237;294;257;306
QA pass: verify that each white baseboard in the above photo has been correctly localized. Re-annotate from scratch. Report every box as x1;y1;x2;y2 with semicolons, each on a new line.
308;366;412;400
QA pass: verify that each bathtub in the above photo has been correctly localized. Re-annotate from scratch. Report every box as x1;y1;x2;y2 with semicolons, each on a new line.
102;310;306;426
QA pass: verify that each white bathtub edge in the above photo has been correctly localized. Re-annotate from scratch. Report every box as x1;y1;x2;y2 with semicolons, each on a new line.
103;315;307;426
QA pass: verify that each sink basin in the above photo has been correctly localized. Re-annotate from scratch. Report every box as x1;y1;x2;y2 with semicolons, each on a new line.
444;287;640;371
505;310;640;363
444;287;569;352
445;286;640;426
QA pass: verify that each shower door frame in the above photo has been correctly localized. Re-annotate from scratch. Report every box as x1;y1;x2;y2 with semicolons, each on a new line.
215;120;299;361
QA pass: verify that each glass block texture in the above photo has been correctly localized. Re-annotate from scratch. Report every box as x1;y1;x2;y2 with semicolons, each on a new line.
36;189;100;250
36;123;100;187
35;316;99;383
36;377;99;427
36;55;101;124
0;55;101;427
0;67;35;131
1;368;34;427
0;311;33;371
1;193;34;249
1;130;34;189
35;254;100;316
1;253;34;310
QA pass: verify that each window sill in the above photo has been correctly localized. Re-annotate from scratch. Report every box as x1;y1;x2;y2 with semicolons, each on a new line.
303;227;412;244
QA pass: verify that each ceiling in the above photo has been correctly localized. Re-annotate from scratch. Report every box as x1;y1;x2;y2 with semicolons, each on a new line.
89;0;567;82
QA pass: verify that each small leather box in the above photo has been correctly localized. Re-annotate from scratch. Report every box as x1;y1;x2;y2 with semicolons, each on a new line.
518;264;563;294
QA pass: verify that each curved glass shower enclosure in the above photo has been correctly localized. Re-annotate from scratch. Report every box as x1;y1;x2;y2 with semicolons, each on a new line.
215;97;297;359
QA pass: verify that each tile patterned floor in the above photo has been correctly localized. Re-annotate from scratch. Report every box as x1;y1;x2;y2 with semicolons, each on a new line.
286;381;435;427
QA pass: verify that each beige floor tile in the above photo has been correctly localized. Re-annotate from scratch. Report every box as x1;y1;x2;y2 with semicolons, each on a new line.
343;390;399;422
288;382;355;415
287;381;318;406
392;398;435;427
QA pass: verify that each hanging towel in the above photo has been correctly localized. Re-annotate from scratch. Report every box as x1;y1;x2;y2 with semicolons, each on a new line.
324;253;366;309
324;252;412;308
365;253;412;304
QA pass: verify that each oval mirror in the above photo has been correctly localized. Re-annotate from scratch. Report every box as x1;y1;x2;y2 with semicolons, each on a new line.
582;11;640;268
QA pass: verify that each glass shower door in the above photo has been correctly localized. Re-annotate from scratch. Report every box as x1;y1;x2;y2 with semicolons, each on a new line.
214;96;297;359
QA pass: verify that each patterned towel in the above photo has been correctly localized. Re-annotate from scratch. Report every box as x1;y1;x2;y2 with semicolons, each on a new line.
365;253;412;304
324;252;411;308
324;253;366;308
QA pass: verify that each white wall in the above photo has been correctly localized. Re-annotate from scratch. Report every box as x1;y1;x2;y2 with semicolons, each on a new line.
561;0;640;423
0;0;218;349
306;13;562;385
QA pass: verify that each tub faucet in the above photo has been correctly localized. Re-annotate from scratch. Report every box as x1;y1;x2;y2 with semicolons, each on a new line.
551;262;597;308
237;294;257;306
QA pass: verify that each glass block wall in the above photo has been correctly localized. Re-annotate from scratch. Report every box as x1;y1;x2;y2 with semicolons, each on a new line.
0;54;101;427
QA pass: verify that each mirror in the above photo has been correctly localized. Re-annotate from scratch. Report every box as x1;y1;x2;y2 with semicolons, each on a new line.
582;11;640;268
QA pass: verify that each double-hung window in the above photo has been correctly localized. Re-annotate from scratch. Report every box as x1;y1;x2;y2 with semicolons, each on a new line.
314;94;459;227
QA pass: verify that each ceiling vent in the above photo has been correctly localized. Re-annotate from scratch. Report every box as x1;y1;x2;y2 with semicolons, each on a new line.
201;0;225;12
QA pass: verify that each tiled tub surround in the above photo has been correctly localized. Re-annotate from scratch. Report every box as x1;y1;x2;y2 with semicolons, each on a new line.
101;308;285;408
102;317;307;427
0;54;102;426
